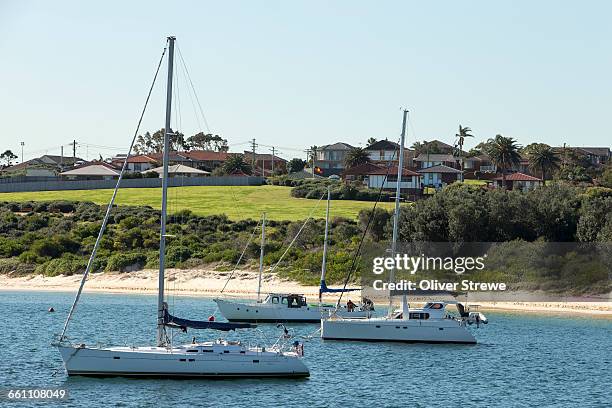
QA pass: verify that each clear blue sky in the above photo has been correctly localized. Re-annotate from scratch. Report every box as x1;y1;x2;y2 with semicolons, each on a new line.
1;0;610;162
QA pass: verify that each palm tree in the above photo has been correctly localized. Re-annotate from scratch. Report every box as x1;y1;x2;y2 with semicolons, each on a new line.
485;134;521;187
344;147;371;168
366;137;377;147
454;125;473;181
222;154;252;175
527;144;560;185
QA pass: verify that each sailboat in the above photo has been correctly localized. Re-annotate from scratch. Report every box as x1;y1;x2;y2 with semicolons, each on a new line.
321;110;487;344
214;187;373;322
54;36;309;378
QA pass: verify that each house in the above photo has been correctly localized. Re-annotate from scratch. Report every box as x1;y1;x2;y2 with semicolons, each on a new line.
242;151;287;175
181;150;229;172
463;155;497;173
112;150;229;173
343;162;386;184
424;140;455;154
417;164;462;188
494;172;542;191
314;142;354;176
367;165;421;193
2;154;85;176
414;153;459;170
577;147;611;165
60;162;120;180
142;164;210;178
365;139;416;167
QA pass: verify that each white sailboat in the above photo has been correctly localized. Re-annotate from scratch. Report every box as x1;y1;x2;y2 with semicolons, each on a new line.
321;109;487;344
54;36;309;378
215;187;373;322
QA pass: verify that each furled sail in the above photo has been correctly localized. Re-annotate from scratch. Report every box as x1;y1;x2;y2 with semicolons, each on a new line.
163;307;255;331
319;280;360;294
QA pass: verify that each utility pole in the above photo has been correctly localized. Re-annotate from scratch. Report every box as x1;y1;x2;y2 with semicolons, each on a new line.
71;140;77;163
60;146;64;168
270;147;275;175
250;138;257;173
20;141;24;164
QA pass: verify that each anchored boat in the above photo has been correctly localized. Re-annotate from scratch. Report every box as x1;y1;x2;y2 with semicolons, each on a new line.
54;36;309;378
321;110;488;344
215;187;373;322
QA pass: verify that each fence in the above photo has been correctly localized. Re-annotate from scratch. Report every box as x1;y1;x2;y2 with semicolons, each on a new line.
0;176;264;193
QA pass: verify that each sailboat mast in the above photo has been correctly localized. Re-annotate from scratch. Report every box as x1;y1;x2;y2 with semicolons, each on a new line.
157;36;175;347
320;186;331;289
388;109;408;317
257;213;266;302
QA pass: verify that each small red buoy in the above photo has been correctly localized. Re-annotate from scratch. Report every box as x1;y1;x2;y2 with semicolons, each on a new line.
208;315;215;322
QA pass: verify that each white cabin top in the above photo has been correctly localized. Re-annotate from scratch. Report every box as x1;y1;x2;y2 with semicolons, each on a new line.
261;293;308;307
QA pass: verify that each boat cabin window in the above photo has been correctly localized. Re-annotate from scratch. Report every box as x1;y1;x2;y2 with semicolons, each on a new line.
425;303;444;310
271;296;279;304
286;294;306;308
281;297;288;304
409;312;430;320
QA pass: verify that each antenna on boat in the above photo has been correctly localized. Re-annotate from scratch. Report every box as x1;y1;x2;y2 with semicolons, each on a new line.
157;35;175;347
256;212;266;302
389;109;408;318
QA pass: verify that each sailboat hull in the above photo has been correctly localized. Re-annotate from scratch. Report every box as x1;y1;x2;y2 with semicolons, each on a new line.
321;318;477;344
215;298;370;323
57;344;309;378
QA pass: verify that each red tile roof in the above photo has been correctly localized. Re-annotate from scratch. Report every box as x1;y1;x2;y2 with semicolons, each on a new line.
494;172;541;181
343;163;385;176
369;165;420;176
183;150;229;161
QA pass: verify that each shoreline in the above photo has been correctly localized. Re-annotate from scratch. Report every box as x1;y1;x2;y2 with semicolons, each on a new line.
1;269;610;317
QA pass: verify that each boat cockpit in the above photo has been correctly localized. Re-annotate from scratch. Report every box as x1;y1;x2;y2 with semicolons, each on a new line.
263;293;308;308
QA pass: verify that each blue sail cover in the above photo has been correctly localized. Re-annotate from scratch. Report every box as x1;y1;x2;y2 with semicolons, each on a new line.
163;309;255;331
319;280;360;294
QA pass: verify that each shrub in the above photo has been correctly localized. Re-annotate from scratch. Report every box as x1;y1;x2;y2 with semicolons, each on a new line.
105;252;147;272
0;237;25;257
166;245;193;266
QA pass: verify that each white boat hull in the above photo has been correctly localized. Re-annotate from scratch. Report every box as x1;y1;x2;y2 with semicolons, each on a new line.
215;298;370;323
321;317;477;344
57;343;309;378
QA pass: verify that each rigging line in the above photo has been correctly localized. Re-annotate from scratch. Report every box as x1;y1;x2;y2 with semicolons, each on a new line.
220;219;262;293
177;45;211;133
58;40;169;341
269;193;326;274
335;140;400;308
176;48;204;135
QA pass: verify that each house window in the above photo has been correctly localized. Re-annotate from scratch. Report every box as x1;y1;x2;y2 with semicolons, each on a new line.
133;163;142;171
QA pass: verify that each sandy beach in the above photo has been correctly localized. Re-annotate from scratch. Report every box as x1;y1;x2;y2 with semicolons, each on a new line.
1;269;610;317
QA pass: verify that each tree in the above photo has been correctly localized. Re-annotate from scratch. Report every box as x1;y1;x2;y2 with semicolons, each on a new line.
186;132;228;152
0;150;18;166
527;144;560;184
221;154;252;175
344;147;371;168
454;125;473;181
485;135;521;186
133;129;186;154
366;137;377;147
287;158;306;173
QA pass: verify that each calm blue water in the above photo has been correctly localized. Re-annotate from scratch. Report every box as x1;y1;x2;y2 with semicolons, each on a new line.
1;290;610;407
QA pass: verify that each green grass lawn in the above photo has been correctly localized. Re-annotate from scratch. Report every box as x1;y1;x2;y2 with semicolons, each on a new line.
0;185;395;221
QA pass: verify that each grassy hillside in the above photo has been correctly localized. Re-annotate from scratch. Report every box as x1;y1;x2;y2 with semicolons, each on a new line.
0;185;394;221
